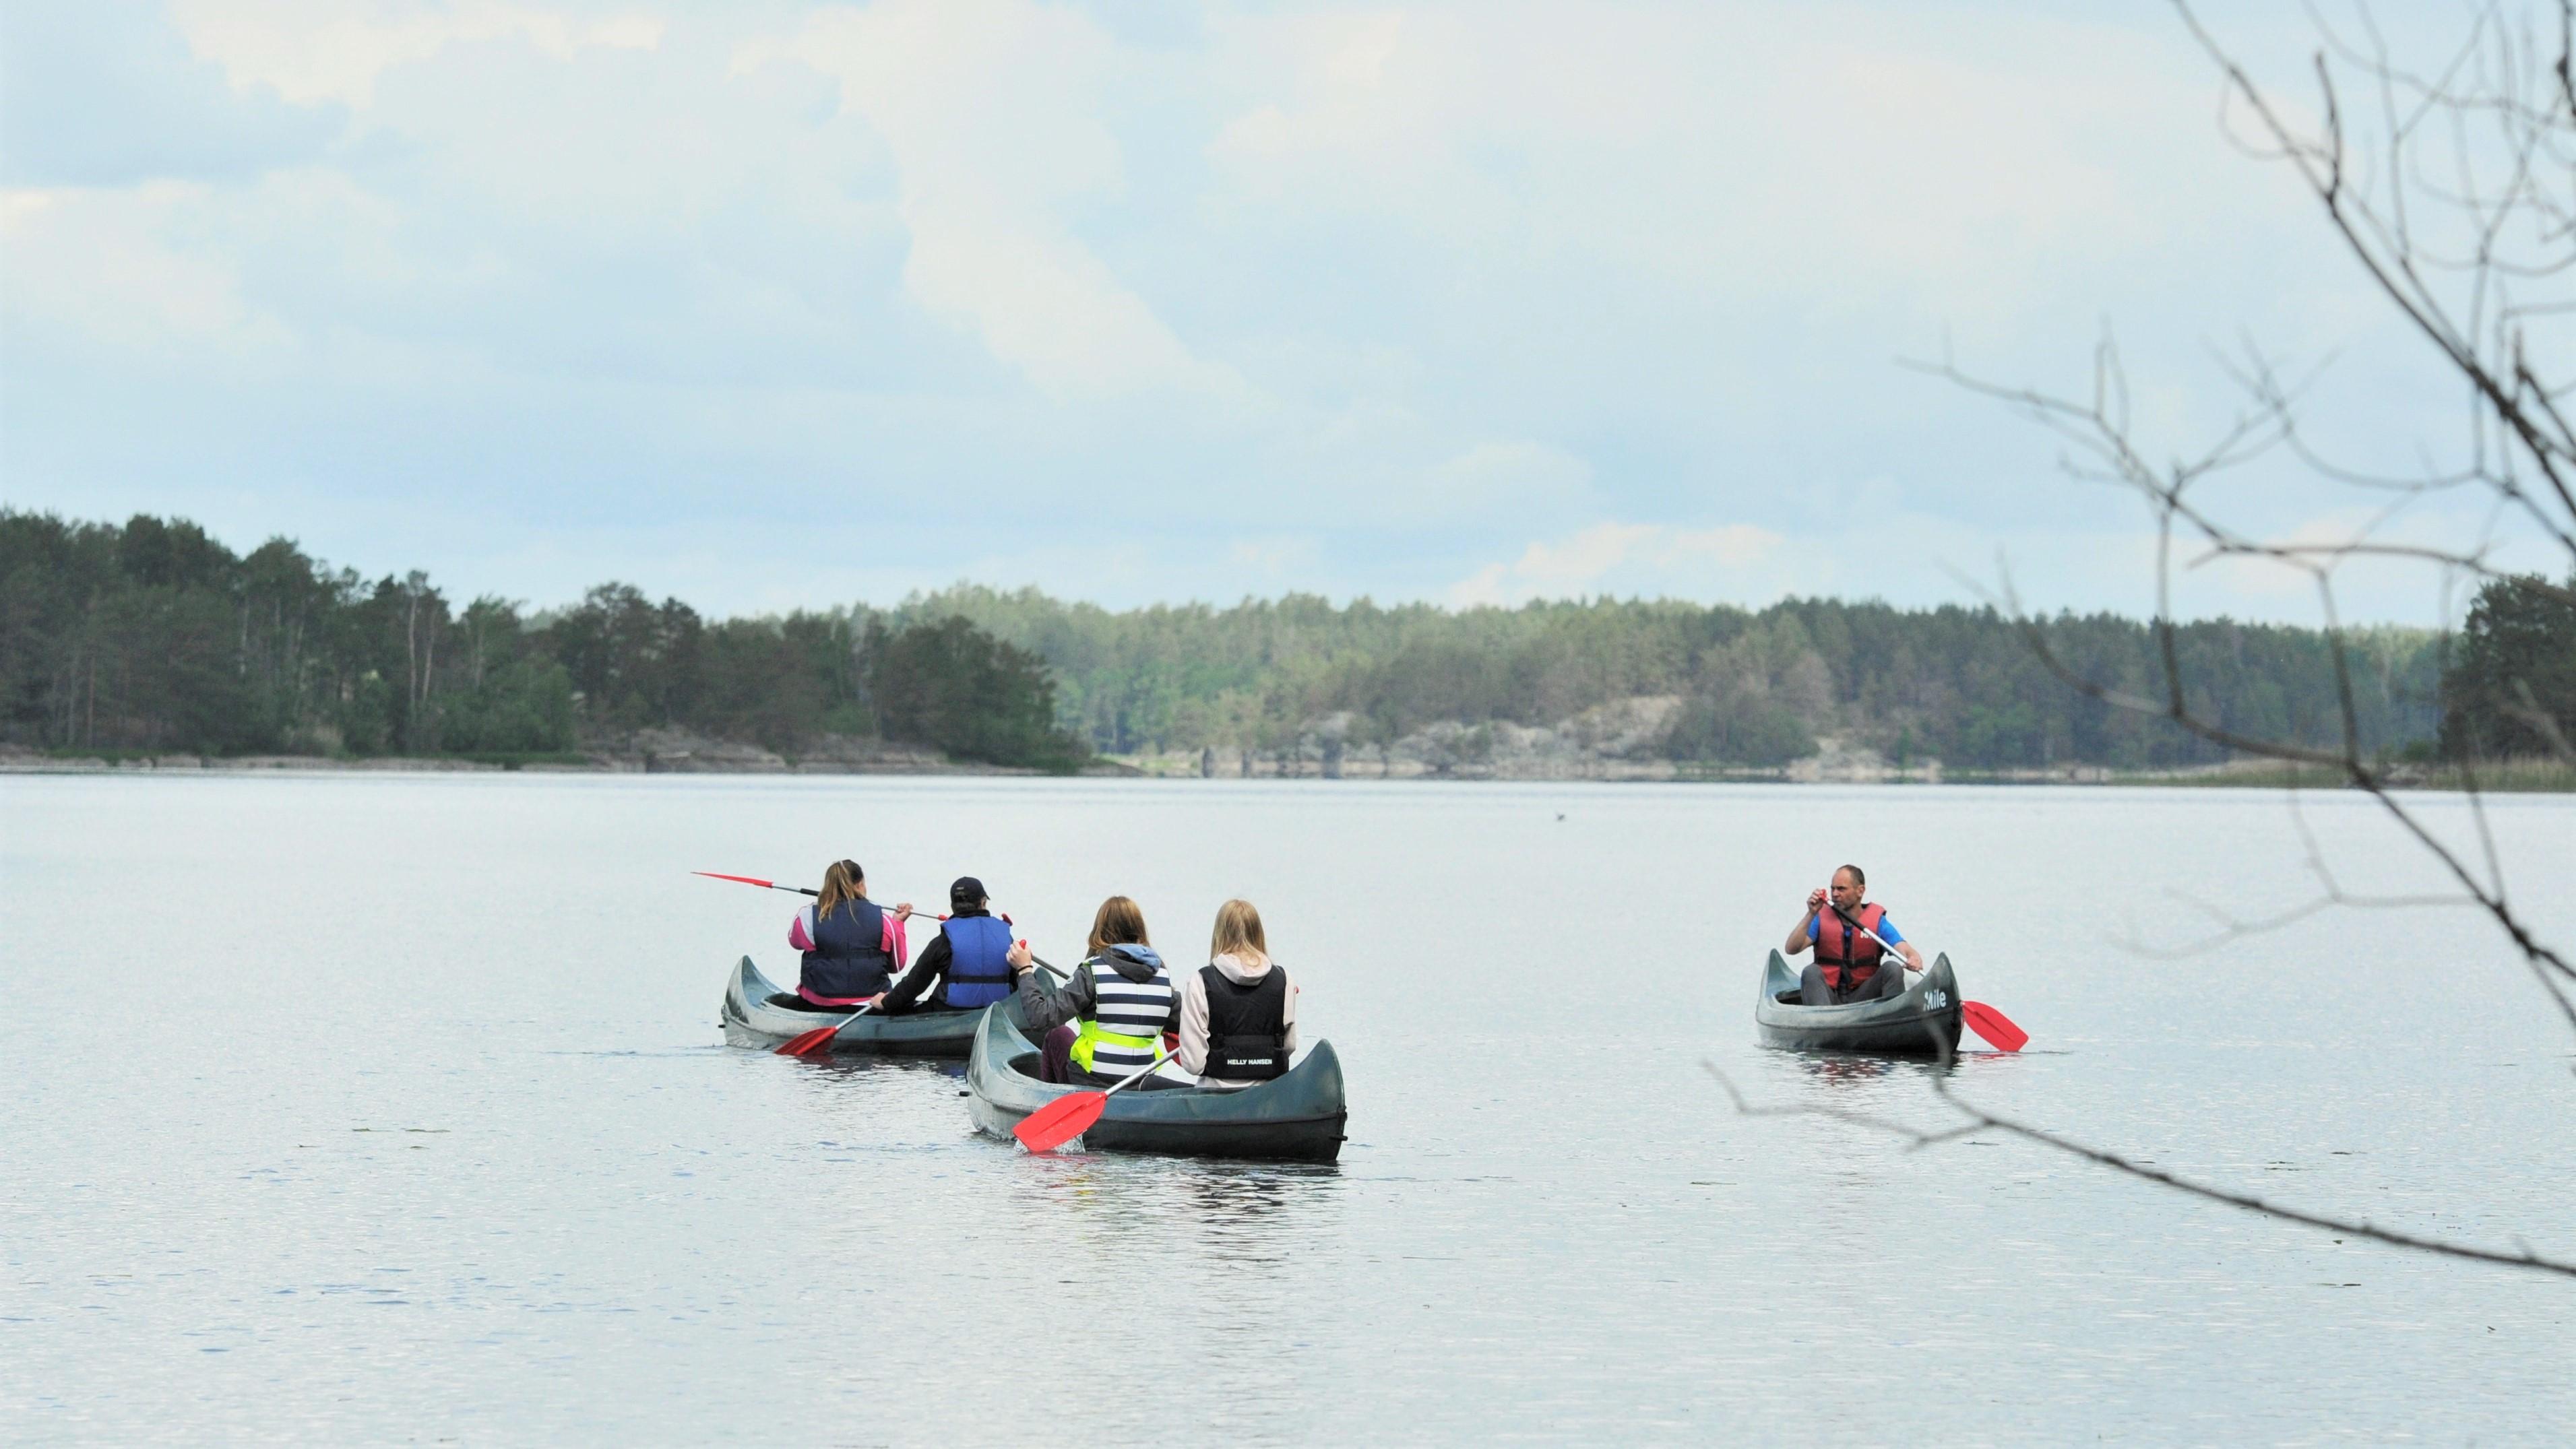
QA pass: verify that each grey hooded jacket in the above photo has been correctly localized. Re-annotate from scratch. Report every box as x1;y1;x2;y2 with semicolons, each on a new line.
1014;942;1179;1037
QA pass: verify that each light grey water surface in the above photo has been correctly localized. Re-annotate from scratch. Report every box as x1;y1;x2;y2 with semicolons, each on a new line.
5;773;2573;1444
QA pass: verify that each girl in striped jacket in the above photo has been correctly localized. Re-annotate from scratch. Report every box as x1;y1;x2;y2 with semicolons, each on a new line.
1007;896;1179;1086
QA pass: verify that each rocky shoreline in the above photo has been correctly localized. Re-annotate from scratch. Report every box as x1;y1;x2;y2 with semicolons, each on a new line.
8;731;2557;790
0;728;1141;778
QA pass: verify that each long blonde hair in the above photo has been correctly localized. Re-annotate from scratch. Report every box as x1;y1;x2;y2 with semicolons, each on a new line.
815;860;870;921
1086;896;1150;957
1209;898;1268;964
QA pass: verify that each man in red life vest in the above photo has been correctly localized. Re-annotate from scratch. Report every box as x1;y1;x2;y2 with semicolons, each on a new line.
1783;863;1924;1006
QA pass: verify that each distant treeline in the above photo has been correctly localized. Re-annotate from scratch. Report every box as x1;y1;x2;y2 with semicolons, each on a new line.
0;511;1086;769
910;585;2471;771
4;510;2567;773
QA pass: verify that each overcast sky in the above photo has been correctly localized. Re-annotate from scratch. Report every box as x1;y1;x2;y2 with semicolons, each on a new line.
1;1;2548;625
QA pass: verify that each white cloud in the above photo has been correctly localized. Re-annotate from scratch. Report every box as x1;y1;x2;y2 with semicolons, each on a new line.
170;0;664;108
738;0;1248;403
1199;3;2230;329
1428;441;1591;507
0;182;296;359
1451;521;1786;607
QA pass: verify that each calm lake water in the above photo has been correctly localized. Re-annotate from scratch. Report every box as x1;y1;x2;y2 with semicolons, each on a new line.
4;773;2573;1444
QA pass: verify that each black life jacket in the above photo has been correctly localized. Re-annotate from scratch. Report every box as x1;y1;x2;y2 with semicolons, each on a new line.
940;913;1015;1008
1199;964;1290;1082
801;897;893;999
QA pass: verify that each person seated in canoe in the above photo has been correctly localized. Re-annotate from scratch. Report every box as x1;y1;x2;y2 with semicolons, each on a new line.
1784;864;1924;1006
1173;898;1298;1090
1003;895;1179;1086
772;859;914;1012
878;875;1018;1015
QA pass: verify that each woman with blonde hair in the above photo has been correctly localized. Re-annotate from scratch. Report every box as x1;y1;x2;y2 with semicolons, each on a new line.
777;860;914;1010
1174;899;1298;1089
1007;895;1177;1085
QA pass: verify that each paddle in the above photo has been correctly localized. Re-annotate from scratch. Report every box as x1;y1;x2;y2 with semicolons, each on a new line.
693;870;817;897
692;871;974;923
777;1002;877;1058
1959;1000;2028;1052
1013;1050;1177;1154
1824;895;2028;1052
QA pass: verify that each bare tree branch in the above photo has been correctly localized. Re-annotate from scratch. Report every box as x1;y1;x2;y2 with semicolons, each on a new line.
2174;0;2576;556
1870;1;2576;1278
1704;1060;2576;1280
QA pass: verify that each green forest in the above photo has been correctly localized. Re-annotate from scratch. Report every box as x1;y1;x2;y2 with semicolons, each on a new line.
4;509;2569;777
911;585;2455;773
0;511;1085;769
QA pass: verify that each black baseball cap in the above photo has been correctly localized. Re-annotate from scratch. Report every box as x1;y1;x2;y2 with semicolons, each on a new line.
949;876;986;908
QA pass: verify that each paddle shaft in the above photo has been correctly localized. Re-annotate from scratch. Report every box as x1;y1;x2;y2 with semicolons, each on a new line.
696;871;958;931
1097;1048;1180;1097
692;872;941;916
1825;896;1919;972
695;871;817;896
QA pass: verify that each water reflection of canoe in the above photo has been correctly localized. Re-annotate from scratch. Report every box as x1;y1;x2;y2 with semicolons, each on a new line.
965;1002;1348;1163
1755;950;1965;1056
718;955;1046;1057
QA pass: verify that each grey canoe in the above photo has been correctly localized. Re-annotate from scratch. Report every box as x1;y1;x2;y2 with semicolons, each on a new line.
1754;949;1966;1056
964;1000;1348;1163
720;955;1048;1058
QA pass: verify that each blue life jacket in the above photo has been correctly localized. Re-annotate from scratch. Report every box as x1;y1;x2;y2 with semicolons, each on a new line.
801;898;892;999
940;914;1014;1008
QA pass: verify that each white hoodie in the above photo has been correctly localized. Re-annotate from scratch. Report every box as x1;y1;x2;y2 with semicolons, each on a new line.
1174;951;1299;1089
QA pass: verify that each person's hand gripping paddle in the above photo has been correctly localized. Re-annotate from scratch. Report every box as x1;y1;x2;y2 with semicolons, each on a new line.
1825;888;2028;1052
1013;1048;1176;1153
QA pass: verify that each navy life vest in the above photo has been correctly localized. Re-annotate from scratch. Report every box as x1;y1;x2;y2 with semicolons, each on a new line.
1199;964;1290;1083
1814;903;1887;992
940;914;1014;1009
801;897;893;999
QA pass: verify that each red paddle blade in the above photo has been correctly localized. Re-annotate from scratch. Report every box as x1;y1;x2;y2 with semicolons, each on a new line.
1963;1001;2028;1052
695;871;776;889
776;1026;838;1057
1013;1091;1108;1153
